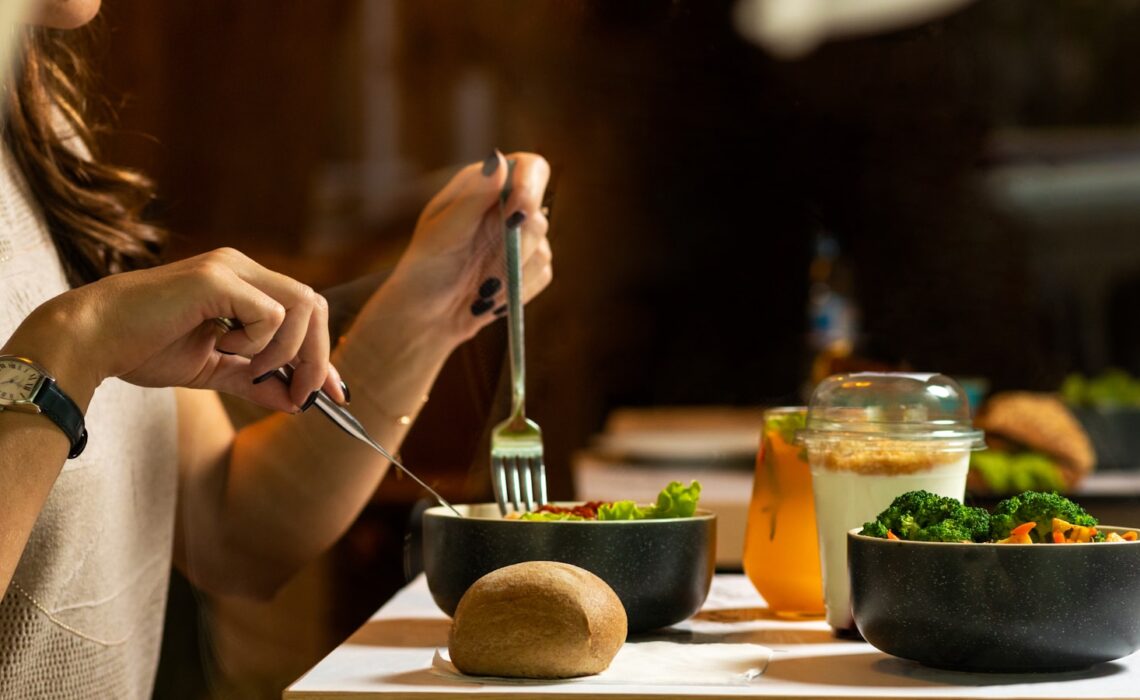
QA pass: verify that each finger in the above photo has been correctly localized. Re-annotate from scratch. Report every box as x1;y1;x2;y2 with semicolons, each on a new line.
470;214;549;316
518;209;550;263
191;249;306;357
204;286;286;358
204;250;330;388
501;153;551;222
521;237;554;304
280;292;332;406
323;363;348;405
420;151;507;223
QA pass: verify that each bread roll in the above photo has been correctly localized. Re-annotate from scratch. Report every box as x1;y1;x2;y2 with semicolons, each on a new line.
448;561;627;678
975;392;1095;484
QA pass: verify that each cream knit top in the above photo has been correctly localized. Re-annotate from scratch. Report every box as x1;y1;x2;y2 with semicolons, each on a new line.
0;142;179;698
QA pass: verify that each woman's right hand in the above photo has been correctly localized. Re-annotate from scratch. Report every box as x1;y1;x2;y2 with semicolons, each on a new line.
5;248;342;412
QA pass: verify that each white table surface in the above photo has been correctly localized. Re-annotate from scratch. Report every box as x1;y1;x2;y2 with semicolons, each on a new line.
285;574;1140;700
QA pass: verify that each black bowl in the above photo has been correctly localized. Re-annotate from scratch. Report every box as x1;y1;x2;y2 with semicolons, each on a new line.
422;503;716;633
848;527;1140;672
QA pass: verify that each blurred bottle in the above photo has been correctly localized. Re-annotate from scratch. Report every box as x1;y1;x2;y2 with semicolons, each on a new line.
807;232;860;386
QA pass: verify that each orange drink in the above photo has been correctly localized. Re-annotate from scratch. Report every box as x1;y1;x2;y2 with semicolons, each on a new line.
742;407;824;617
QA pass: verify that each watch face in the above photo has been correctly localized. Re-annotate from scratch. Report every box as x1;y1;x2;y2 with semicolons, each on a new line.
0;358;43;403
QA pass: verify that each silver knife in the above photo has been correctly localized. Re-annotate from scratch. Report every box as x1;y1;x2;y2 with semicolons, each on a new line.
273;367;463;517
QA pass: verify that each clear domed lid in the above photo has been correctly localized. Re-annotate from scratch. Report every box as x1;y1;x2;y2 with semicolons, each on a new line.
797;372;985;448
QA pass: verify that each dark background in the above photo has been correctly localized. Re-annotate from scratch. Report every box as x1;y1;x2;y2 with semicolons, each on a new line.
80;0;1140;696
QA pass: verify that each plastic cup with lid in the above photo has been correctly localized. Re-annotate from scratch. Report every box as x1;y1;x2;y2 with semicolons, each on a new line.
796;372;986;636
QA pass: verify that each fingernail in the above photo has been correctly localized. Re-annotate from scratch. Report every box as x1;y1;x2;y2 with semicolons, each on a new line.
300;390;320;412
481;150;499;176
493;305;507;317
505;210;526;228
339;380;351;405
217;349;237;356
470;298;495;316
478;277;502;298
252;370;277;385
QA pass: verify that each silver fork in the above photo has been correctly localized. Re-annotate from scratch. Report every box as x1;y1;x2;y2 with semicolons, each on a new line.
490;166;547;515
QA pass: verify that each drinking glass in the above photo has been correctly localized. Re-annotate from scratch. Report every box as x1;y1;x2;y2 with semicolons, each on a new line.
741;407;825;618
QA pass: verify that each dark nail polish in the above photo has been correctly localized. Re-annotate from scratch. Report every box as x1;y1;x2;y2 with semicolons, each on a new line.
252;370;277;385
339;380;351;405
470;298;495;316
217;349;237;356
478;277;502;298
300;390;320;412
493;305;507;317
505;211;526;229
481;150;499;176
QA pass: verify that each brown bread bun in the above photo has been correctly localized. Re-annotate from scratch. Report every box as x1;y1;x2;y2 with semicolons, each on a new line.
974;392;1095;489
448;561;627;678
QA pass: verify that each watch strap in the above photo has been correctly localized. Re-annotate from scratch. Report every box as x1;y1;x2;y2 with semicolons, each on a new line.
37;377;87;458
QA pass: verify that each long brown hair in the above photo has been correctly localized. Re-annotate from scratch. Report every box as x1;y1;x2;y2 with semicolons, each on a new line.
3;25;164;287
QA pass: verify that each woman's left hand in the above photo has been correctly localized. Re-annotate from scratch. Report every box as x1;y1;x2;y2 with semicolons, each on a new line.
382;150;553;344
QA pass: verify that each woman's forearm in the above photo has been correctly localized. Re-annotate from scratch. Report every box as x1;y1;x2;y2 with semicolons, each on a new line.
178;277;461;598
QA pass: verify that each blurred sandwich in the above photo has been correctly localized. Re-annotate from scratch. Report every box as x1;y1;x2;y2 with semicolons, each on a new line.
968;391;1095;495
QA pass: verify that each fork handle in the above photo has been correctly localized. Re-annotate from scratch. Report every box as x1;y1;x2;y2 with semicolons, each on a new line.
505;209;527;425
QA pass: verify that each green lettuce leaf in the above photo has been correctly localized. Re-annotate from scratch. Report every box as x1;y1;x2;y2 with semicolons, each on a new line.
649;480;702;518
596;480;702;520
597;500;653;520
519;480;703;521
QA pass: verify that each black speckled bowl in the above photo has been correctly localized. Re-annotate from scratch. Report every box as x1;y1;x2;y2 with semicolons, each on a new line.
422;504;716;633
848;527;1140;672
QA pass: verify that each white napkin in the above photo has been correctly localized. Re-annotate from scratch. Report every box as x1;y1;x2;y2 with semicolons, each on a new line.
430;640;772;686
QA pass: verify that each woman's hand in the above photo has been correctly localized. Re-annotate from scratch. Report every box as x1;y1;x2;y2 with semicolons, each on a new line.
6;248;343;412
383;150;553;345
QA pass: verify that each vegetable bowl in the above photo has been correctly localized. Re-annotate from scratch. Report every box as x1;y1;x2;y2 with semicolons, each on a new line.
421;483;716;633
847;527;1140;671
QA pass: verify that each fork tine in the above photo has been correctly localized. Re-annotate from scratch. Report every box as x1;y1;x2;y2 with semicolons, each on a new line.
507;457;523;512
492;457;509;516
534;459;548;506
522;459;536;512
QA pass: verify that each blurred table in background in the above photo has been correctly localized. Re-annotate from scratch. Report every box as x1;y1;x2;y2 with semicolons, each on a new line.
573;407;1140;573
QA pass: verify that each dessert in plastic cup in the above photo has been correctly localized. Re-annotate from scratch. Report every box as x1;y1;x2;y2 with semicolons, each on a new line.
797;372;985;637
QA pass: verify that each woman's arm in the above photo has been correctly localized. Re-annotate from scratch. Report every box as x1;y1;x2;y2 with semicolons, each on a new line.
173;152;553;598
0;339;92;596
0;247;339;596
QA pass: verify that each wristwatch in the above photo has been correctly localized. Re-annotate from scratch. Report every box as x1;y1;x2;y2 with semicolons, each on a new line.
0;355;87;458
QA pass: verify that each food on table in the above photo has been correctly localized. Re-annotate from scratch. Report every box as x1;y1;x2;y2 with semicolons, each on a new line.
515;480;701;521
860;489;1139;543
447;561;627;679
988;490;1098;543
970;392;1094;495
858;490;990;543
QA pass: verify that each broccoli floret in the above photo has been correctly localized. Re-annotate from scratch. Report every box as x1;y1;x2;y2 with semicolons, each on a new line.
989;491;1098;543
860;490;990;543
860;520;889;539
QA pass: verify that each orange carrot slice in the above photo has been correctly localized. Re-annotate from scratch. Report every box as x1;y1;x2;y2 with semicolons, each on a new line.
886;530;899;541
1010;521;1036;537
